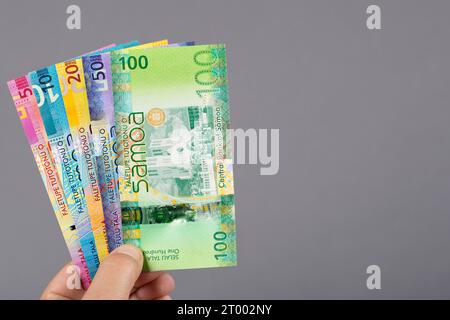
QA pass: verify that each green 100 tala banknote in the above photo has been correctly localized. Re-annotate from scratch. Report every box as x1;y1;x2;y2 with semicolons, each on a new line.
112;44;236;271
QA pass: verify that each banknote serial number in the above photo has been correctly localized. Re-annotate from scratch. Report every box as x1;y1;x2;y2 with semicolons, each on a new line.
177;304;272;318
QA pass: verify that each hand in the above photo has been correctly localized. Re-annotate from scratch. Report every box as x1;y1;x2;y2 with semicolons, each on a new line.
41;244;175;300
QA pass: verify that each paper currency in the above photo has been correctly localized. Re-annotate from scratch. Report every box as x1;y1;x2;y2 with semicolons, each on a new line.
29;66;101;278
83;53;122;253
56;59;110;262
83;40;168;252
7;76;91;287
27;43;142;276
112;44;236;271
8;39;237;275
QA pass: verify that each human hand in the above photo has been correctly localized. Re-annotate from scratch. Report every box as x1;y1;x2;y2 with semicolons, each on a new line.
41;244;175;300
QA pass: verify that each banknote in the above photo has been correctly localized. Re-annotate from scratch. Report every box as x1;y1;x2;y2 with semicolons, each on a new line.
83;40;168;252
7;76;91;287
111;39;182;171
29;66;100;278
56;59;110;262
26;43;140;276
112;44;236;271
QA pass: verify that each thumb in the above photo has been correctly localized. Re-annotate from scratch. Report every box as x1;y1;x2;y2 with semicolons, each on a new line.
83;244;143;300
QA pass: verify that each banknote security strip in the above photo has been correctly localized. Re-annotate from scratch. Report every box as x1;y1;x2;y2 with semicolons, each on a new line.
8;39;236;287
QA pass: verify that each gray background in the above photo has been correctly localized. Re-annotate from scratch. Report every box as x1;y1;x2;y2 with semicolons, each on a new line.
0;0;450;299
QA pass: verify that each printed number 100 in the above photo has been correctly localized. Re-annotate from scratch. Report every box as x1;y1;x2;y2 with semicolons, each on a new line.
119;55;148;70
214;231;228;260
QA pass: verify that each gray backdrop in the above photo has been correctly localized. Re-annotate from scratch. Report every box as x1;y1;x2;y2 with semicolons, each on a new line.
1;0;450;299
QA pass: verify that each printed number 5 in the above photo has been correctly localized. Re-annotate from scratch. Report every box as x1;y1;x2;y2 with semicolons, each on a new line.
18;88;32;99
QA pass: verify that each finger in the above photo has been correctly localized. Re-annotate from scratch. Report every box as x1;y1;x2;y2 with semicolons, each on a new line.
41;262;85;300
83;245;143;300
155;295;172;300
132;271;165;290
130;273;175;300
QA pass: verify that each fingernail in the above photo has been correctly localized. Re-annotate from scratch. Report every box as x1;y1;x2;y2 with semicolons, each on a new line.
113;244;142;262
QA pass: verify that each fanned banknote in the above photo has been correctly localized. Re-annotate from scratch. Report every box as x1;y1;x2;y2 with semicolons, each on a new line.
112;44;236;271
29;66;100;278
8;40;236;277
83;53;123;253
27;43;141;277
55;59;110;262
83;40;168;252
7;76;91;287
